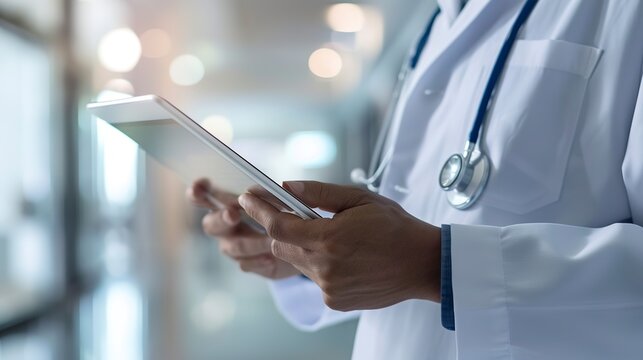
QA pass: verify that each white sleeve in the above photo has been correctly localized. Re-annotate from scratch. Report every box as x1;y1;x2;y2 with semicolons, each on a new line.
451;223;643;359
269;276;360;331
450;74;643;359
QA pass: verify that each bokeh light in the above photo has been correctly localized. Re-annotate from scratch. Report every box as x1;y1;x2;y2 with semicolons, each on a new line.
308;48;343;79
169;54;205;86
96;79;134;102
96;91;132;102
104;78;134;94
98;28;142;73
200;115;234;145
140;28;172;58
285;131;337;168
190;291;236;333
325;3;366;33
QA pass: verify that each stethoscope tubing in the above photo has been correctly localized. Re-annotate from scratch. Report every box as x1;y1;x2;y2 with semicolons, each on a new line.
364;7;443;188
362;0;539;201
468;0;538;144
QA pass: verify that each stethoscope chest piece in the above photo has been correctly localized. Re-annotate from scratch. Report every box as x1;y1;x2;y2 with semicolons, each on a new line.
352;0;538;210
439;149;490;209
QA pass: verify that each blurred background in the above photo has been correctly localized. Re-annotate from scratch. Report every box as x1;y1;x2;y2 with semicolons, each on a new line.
0;0;433;358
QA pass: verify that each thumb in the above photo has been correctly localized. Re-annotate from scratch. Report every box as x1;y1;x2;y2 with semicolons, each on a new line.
283;181;371;213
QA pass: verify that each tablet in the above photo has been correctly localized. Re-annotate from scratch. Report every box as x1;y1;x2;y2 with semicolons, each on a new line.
87;95;321;220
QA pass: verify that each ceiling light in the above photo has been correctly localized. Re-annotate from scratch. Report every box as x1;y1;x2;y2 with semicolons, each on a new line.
169;54;205;86
326;3;366;33
201;115;234;145
104;78;134;94
96;79;134;102
98;28;142;73
308;48;343;79
285;131;337;168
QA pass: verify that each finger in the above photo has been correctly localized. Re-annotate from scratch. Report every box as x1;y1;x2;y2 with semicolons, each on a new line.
271;239;310;268
247;185;291;212
238;255;274;273
283;181;373;213
202;209;242;236
188;178;243;209
208;186;242;208
187;179;217;209
219;236;271;258
238;192;319;248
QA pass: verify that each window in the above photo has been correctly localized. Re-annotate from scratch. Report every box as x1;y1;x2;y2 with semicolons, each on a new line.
0;25;63;326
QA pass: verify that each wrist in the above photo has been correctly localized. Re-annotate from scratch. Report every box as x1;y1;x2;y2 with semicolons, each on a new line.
406;222;442;302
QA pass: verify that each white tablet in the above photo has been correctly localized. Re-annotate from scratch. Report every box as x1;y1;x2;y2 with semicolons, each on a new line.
87;95;321;220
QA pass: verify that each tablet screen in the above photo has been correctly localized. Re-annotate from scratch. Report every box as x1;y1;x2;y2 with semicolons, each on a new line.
88;96;321;220
115;119;256;192
113;119;293;213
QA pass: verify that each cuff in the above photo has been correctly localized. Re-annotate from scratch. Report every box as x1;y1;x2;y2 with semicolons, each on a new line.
440;224;456;331
269;276;327;331
269;275;360;331
451;224;509;359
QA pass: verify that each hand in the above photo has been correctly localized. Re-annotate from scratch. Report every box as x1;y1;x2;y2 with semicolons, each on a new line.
187;178;301;279
238;181;442;311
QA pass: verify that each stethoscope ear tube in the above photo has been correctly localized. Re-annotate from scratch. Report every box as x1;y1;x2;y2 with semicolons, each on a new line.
351;66;410;192
351;7;443;193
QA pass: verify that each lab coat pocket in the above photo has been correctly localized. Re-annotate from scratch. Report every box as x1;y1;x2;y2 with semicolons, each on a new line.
482;40;602;214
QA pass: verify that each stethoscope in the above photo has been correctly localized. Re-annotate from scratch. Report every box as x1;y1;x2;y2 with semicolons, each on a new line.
351;0;538;209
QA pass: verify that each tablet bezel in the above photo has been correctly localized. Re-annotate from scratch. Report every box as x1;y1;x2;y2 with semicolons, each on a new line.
87;95;321;220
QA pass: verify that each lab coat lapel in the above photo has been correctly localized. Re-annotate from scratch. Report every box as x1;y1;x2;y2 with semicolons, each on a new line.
388;0;515;147
409;0;516;91
380;0;518;202
437;0;463;26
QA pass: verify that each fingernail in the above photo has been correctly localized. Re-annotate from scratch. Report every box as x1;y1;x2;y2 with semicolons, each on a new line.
238;193;251;208
284;181;304;196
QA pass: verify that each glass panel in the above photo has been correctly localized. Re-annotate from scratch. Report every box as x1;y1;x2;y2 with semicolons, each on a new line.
0;318;66;360
78;281;144;360
0;26;61;324
0;0;62;34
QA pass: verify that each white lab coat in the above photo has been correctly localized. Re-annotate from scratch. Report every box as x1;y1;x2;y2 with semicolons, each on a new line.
270;0;643;359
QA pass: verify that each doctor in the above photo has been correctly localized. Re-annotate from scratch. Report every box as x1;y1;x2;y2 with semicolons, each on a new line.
189;0;643;359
